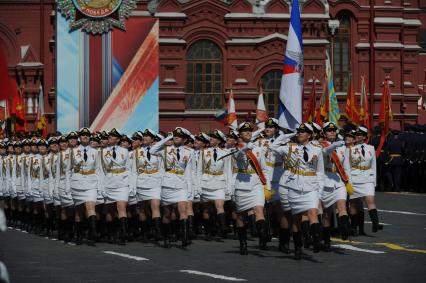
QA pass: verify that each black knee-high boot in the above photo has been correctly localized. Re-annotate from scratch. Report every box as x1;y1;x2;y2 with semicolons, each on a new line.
203;218;212;241
368;209;383;232
106;221;116;244
162;223;172;248
293;231;303;260
170;219;178;242
187;215;196;240
310;223;321;253
248;214;257;238
256;219;268;250
217;213;227;239
339;215;350;240
350;214;358;236
237;226;248;255
64;218;74;243
180;219;190;247
58;219;65;240
87;215;97;246
322;226;331;252
278;228;290;254
152;217;162;241
139;220;149;242
358;210;366;236
118;217;127;245
301;220;311;248
75;221;83;245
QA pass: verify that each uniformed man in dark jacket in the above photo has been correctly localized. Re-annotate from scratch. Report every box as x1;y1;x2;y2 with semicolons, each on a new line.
385;131;404;192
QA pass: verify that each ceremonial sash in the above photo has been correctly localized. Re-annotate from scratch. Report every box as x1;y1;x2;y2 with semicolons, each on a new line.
320;140;353;195
237;143;267;185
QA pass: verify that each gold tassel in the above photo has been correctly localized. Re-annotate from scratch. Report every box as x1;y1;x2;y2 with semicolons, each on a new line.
345;182;354;195
264;185;273;201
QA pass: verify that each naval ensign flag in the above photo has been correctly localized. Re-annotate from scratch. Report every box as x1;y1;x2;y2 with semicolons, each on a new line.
278;0;303;131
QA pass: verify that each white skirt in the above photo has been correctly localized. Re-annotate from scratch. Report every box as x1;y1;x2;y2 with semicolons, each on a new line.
71;187;97;206
41;181;53;205
161;186;187;206
31;187;43;203
16;185;26;200
105;186;130;204
279;186;291;212
350;182;375;200
128;190;138;206
321;186;347;208
96;189;105;205
234;185;264;213
137;186;161;202
201;187;225;202
287;189;319;215
58;179;74;207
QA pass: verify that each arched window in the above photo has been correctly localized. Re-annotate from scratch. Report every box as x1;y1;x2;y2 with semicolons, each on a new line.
333;15;351;92
261;70;282;118
186;40;223;110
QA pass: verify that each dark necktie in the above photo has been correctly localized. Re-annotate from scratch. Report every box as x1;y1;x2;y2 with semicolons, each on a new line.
83;148;88;162
213;148;217;162
176;148;180;161
303;146;309;162
112;147;116;159
361;145;365;157
147;147;151;161
271;139;274;143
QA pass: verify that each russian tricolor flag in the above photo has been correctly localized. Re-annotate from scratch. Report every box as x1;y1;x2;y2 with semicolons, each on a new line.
278;0;303;131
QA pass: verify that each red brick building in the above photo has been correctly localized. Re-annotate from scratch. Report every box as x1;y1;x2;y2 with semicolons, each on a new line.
1;0;425;134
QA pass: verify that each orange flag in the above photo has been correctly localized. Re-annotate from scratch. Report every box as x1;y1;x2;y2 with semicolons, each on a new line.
303;78;316;122
345;75;359;125
376;78;393;158
359;75;370;127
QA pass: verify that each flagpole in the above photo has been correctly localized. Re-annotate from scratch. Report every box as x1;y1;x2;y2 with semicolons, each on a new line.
369;0;375;130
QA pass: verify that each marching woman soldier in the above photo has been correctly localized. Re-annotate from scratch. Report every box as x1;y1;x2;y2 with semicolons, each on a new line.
47;136;61;238
56;134;76;242
123;134;138;241
0;142;6;210
69;128;100;245
232;122;271;255
3;143;13;227
225;129;239;239
95;133;107;240
20;139;32;231
319;122;351;250
197;129;231;240
149;127;193;248
11;142;25;229
258;118;293;253
188;132;209;239
100;128;131;245
39;139;55;237
349;126;383;234
28;139;44;235
132;129;164;242
270;123;325;260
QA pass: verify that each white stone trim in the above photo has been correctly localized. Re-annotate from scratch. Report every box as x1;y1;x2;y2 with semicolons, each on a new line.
403;44;421;50
403;19;421;26
16;62;43;67
234;78;248;84
224;13;329;20
374;42;404;49
303;39;329;45
226;33;287;44
374;17;404;24
159;38;187;45
131;11;151;17
356;43;370;49
154;12;187;18
404;81;413;87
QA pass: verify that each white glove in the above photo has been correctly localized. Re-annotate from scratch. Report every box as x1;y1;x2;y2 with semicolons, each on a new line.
333;140;346;147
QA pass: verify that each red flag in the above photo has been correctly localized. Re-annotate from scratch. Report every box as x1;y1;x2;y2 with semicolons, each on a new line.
359;75;370;127
376;78;393;158
303;78;316;122
8;79;26;132
36;84;47;137
345;75;359;125
316;76;328;125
